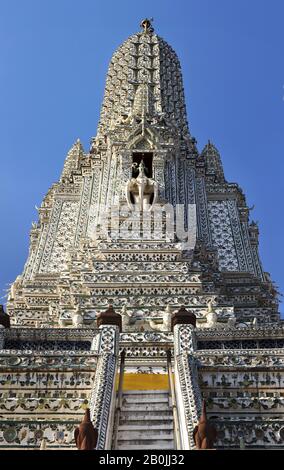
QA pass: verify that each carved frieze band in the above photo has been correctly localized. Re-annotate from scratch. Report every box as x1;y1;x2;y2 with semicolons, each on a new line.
195;350;284;368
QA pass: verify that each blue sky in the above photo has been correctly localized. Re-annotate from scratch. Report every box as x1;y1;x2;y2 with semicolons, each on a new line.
0;0;283;315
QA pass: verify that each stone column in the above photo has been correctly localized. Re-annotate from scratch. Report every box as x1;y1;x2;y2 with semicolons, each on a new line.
173;323;202;450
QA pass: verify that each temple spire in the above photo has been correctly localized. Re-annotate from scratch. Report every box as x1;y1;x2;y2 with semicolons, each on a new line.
60;139;85;181
98;18;190;137
201;140;225;182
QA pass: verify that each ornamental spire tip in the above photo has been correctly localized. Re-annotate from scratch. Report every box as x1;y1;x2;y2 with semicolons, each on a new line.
140;18;154;34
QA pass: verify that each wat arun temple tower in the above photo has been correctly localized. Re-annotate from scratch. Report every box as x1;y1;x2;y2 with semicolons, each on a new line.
1;20;283;450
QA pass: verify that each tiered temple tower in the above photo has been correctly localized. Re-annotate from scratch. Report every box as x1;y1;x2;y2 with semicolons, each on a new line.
0;19;283;450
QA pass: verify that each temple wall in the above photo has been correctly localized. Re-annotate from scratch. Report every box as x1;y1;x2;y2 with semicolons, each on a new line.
197;349;284;448
0;328;104;449
0;350;98;449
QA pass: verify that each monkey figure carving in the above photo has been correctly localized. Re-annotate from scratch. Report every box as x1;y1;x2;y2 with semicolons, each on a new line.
193;401;217;450
74;409;98;450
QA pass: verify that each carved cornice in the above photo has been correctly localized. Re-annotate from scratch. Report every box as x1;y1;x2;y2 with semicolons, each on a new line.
5;328;98;342
195;350;284;368
196;325;284;340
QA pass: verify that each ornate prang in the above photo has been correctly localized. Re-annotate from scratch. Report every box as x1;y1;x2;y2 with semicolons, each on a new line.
1;20;282;451
201;140;225;182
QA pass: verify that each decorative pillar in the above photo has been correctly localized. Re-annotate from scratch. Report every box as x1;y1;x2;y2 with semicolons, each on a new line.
90;306;121;449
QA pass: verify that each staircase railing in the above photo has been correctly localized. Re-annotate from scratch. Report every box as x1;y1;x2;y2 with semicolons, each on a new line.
112;348;126;449
167;349;181;450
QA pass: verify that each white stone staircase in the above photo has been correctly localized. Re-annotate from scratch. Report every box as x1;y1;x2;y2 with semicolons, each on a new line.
114;390;175;450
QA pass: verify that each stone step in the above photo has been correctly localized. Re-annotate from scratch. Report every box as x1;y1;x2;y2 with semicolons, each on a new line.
120;410;172;420
118;423;174;431
122;390;169;397
117;441;175;450
121;403;171;411
117;430;174;441
113;389;174;450
119;418;174;427
100;255;179;262
122;396;169;404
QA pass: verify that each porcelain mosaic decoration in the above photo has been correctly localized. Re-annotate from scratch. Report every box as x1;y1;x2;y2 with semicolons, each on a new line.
1;19;283;450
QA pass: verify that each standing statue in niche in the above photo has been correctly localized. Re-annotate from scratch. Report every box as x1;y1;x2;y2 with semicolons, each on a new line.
48;303;60;326
204;300;218;328
125;161;158;212
227;315;237;329
120;305;133;331
193;401;217;450
72;304;84;327
8;275;22;301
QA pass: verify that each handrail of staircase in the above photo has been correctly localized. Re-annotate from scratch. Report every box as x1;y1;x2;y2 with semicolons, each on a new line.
166;349;181;450
112;348;126;449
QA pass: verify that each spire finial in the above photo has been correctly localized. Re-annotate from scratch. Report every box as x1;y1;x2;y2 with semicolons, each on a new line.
140;18;154;34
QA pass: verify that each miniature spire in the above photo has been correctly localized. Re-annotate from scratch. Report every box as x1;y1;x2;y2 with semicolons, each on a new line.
201;140;225;182
60;139;85;180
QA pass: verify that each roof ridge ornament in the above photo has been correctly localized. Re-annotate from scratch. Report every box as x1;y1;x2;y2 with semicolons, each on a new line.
140;18;154;34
